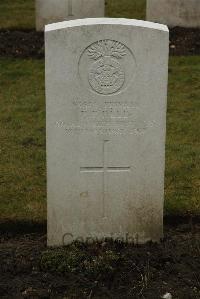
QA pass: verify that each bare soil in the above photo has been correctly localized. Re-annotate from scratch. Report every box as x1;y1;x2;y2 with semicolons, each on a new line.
0;219;200;299
0;27;200;59
0;30;44;59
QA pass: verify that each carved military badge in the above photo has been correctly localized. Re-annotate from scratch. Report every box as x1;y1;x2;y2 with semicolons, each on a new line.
79;39;136;96
87;40;126;95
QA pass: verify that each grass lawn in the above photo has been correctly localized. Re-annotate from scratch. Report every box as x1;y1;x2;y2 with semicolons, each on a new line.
0;0;146;30
0;0;35;30
106;0;146;19
166;57;200;216
0;56;199;222
0;0;199;222
0;59;46;222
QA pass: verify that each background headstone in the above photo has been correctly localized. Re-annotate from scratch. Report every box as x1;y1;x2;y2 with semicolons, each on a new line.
147;0;200;28
36;0;105;31
45;18;169;246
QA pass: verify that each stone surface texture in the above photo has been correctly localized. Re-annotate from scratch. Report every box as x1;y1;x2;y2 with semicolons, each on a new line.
36;0;104;31
147;0;200;28
45;18;169;246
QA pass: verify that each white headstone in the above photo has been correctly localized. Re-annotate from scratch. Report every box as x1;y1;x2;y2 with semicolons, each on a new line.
147;0;200;28
36;0;105;31
45;18;169;246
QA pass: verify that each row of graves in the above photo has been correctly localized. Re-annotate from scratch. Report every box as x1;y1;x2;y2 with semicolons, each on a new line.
36;0;200;31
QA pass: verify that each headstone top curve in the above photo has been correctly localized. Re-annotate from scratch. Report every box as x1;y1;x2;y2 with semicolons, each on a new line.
45;17;169;33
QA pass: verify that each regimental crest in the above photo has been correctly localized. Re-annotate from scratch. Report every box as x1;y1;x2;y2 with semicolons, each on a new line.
87;40;127;95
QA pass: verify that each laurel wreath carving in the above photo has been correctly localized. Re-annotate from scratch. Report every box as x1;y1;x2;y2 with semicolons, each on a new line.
88;40;127;60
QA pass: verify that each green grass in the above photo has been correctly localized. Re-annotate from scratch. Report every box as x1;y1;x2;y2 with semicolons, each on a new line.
0;0;199;220
0;0;146;30
165;57;200;216
0;56;199;222
106;0;146;19
0;0;35;30
0;59;46;222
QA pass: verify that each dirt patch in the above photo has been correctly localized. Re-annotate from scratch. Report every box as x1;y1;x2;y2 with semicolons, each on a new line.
170;27;200;56
0;27;200;59
0;30;44;59
0;222;199;299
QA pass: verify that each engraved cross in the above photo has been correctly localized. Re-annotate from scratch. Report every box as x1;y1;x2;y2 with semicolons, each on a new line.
80;140;130;218
68;0;73;16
